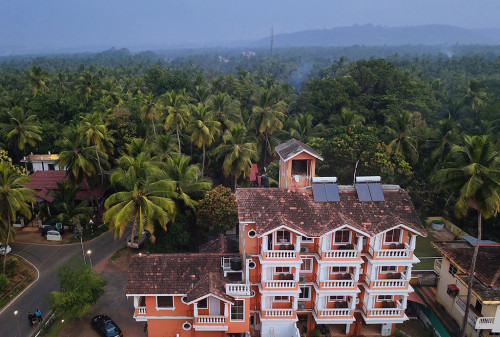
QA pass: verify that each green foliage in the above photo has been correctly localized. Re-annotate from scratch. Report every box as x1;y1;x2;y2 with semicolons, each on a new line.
147;214;191;253
49;255;107;319
197;185;238;233
0;273;9;292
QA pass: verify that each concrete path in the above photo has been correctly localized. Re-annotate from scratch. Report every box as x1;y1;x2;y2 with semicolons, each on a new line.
0;227;131;337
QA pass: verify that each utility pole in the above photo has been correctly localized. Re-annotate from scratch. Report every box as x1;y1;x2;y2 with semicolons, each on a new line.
270;26;274;57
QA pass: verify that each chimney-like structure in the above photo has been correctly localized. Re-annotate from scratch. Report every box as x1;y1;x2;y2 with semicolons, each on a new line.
275;139;323;189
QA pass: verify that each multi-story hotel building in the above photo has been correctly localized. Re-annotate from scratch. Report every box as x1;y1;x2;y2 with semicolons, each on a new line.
126;139;426;337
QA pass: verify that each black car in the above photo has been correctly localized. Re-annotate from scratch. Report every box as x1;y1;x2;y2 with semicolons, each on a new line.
91;315;123;337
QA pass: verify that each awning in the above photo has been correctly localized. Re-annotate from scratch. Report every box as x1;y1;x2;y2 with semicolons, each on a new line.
447;284;459;292
408;292;426;306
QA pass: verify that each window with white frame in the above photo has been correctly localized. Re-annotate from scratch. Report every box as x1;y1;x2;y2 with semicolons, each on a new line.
276;230;291;244
376;295;393;302
274;296;290;302
449;263;458;276
197;298;208;309
328;295;345;302
299;286;311;300
230;300;244;321
157;296;174;309
330;266;348;274
301;236;314;242
300;258;313;272
275;266;291;274
384;229;402;243
334;230;351;244
380;266;398;273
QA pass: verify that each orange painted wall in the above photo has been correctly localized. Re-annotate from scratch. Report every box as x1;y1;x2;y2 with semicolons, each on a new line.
146;296;192;317
279;152;317;189
248;257;260;283
148;318;196;337
226;298;251;333
243;223;259;254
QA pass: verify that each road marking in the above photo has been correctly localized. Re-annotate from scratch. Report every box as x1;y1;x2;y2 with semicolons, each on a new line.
0;254;40;315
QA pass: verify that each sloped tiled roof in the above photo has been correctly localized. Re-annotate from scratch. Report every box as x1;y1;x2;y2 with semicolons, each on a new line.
126;253;239;295
186;272;234;304
275;138;323;162
236;186;426;237
199;235;239;253
37;188;54;203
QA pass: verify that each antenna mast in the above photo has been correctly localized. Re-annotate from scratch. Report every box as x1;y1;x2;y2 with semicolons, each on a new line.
270;26;274;56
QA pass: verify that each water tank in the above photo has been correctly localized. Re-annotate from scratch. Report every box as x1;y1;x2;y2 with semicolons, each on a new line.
230;256;243;271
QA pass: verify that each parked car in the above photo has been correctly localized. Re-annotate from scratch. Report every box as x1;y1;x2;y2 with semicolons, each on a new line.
41;225;64;237
127;230;150;249
0;243;11;255
91;315;123;337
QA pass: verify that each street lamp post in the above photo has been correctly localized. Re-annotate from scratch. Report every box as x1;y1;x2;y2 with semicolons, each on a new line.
14;310;21;337
87;250;93;268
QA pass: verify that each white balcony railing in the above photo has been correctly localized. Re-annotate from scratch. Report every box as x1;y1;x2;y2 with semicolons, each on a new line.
319;278;355;289
226;283;251;296
368;245;412;259
137;307;146;314
316;308;353;317
321;249;360;259
369;276;409;289
196;315;226;324
475;317;495;329
264;250;298;259
363;302;404;318
455;296;480;327
434;259;442;272
263;280;297;289
262;309;295;318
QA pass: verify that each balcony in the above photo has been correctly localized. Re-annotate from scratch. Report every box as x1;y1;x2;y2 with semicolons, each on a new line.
261;309;296;319
362;302;405;319
194;315;228;331
196;315;226;324
263;249;299;260
475;317;495;330
133;306;147;318
262;280;298;291
365;274;409;290
226;283;251;296
315;308;354;319
455;296;481;327
316;274;356;290
318;245;360;261
368;244;413;260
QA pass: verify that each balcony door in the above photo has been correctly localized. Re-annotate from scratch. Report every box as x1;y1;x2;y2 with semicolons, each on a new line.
209;297;220;315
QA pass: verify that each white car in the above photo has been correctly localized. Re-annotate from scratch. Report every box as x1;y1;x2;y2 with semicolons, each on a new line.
0;243;12;255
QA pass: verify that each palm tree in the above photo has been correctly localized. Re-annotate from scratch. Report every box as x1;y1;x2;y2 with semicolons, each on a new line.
79;112;115;183
188;104;221;176
463;79;487;115
248;88;287;165
28;65;49;95
384;110;419;165
51;181;93;231
162;154;212;210
431;135;500;337
331;107;366;128
213;124;259;190
428;118;461;169
125;138;152;158
2;107;42;154
207;92;242;132
140;93;159;139
76;71;100;105
162;90;191;154
104;152;176;244
194;85;212;106
101;79;122;105
0;162;35;273
288;113;324;143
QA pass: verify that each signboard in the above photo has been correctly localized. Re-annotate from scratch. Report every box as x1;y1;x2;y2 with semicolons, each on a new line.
56;223;62;230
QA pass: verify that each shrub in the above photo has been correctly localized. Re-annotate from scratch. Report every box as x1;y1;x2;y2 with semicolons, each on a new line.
0;274;10;292
196;185;238;233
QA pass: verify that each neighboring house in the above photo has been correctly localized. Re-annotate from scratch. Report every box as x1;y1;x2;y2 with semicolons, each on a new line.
25;170;107;204
20;153;63;173
433;239;500;337
125;139;426;337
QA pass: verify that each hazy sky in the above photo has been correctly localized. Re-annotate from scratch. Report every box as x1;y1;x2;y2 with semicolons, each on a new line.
1;0;499;54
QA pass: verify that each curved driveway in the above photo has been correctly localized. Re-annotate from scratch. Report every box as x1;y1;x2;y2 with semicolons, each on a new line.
0;227;131;337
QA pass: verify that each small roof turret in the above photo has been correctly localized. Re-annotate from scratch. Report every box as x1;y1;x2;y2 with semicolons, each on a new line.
275;139;323;162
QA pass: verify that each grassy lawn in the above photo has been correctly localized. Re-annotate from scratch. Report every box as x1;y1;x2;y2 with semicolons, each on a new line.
0;256;37;310
36;317;68;337
110;245;128;261
413;227;440;270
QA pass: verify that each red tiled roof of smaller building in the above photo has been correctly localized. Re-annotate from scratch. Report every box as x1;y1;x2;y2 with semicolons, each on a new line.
275;138;323;162
25;170;108;200
186;272;234;304
37;188;54;203
236;186;426;237
199;235;239;253
126;253;239;295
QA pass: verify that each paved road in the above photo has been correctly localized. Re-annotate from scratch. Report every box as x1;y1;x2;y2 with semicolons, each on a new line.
0;227;131;337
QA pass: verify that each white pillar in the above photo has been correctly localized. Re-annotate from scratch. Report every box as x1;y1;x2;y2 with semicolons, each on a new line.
224;303;228;317
402;295;408;309
367;295;374;309
410;234;417;250
374;235;381;250
405;266;412;280
262;235;268;251
350;295;357;309
194;303;198;317
262;296;267;309
370;265;377;281
293;296;298;310
354;266;361;281
295;235;301;252
357;236;363;251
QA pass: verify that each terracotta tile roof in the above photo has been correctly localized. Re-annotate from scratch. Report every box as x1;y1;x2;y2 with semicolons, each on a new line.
126;253;239;295
25;170;108;200
186;272;234;304
275;138;323;161
236;186;426;237
37;188;54;203
434;241;500;294
199;235;239;253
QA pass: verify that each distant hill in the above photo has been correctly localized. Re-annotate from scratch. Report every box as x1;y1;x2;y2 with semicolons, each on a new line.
252;24;500;47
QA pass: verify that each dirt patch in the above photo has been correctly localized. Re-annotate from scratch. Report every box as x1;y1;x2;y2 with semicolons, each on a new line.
13;227;74;245
0;255;37;309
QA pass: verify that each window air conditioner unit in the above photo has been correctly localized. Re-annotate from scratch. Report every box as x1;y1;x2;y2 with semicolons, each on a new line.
300;246;309;253
299;275;307;282
298;301;306;309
